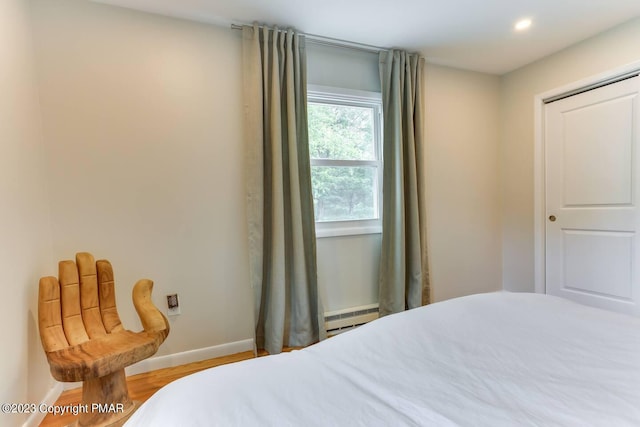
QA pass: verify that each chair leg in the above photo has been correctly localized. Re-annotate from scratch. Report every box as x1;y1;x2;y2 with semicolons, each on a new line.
77;368;137;427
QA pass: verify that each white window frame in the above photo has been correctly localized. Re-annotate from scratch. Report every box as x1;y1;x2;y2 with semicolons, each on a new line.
307;85;383;238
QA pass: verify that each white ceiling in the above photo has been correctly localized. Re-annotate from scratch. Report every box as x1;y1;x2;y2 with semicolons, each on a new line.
93;0;640;74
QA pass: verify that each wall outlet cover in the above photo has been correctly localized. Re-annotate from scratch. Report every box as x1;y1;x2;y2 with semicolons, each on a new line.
167;293;181;316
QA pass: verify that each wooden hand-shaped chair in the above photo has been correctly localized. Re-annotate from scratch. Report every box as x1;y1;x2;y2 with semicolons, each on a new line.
38;252;169;426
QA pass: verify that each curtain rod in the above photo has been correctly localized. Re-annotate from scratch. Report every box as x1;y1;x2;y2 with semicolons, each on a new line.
230;23;388;54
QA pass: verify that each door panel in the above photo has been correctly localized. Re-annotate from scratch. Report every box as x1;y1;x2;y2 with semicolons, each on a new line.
545;76;640;315
562;230;633;300
563;96;634;206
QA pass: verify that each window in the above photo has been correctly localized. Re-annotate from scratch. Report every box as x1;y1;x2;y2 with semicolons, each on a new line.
307;85;382;237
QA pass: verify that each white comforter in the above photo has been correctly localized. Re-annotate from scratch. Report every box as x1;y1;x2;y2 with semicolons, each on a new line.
125;292;640;426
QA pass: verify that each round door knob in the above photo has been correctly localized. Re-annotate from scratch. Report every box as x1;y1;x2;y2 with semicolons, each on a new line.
549;215;556;222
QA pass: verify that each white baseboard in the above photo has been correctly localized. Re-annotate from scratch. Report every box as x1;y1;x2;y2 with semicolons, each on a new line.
27;338;256;425
23;382;64;427
125;338;255;376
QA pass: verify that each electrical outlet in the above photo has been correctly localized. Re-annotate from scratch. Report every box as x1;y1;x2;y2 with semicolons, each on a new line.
167;293;181;316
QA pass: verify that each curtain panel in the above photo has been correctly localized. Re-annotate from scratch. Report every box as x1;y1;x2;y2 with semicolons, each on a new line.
242;24;325;355
378;49;430;317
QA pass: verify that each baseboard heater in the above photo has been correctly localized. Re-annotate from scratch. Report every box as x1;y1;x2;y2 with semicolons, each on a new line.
324;303;379;335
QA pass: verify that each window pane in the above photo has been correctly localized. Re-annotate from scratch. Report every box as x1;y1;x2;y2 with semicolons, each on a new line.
311;166;377;222
308;103;375;161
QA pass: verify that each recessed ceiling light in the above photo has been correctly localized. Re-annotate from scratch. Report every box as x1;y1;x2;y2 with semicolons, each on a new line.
514;19;532;31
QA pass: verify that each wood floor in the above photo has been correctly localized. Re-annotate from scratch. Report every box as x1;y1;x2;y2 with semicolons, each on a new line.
39;350;261;427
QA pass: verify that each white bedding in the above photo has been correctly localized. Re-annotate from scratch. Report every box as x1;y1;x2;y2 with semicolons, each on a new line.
125;292;640;426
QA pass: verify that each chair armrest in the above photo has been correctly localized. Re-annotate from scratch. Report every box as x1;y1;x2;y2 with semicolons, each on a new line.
132;279;170;337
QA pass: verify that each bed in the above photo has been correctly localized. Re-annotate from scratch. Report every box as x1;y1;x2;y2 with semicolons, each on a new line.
124;292;640;426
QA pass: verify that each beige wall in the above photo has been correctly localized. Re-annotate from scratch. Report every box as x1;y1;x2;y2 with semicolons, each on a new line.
0;0;54;425
317;234;381;311
30;0;255;358
425;64;503;302
501;17;640;292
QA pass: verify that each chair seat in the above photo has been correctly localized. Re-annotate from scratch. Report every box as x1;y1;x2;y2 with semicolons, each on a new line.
46;329;166;382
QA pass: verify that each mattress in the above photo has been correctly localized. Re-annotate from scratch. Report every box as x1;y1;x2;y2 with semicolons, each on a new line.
125;292;640;426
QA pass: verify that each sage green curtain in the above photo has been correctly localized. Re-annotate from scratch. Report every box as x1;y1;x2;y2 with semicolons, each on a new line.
378;49;430;317
242;25;325;355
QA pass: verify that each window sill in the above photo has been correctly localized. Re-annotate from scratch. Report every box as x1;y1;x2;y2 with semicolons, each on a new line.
315;225;382;239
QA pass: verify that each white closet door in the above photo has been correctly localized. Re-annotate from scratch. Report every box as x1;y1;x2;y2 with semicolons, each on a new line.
545;76;640;316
